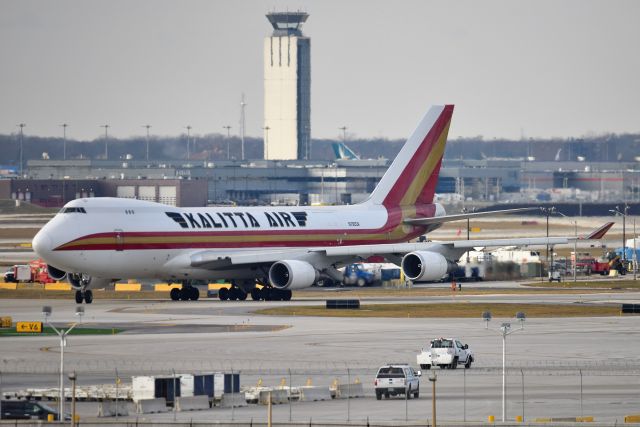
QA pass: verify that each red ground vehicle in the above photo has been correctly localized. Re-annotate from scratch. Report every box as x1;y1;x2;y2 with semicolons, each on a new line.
3;259;56;284
576;254;626;276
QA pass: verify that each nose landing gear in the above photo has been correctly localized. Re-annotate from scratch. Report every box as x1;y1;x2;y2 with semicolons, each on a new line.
74;289;93;304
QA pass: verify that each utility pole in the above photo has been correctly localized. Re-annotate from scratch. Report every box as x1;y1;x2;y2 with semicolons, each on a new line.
143;125;151;161
100;124;110;159
223;125;231;160
239;93;246;161
17;123;26;176
60;123;68;160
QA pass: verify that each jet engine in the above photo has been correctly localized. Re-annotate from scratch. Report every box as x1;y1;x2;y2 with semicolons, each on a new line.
269;260;319;290
46;265;67;281
401;251;456;282
67;273;113;290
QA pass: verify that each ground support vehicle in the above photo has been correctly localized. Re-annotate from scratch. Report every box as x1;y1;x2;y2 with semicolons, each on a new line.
3;260;56;284
417;338;473;369
374;364;420;400
342;263;378;287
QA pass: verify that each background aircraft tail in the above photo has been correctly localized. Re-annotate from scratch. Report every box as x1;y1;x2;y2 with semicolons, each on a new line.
365;105;454;207
332;142;360;160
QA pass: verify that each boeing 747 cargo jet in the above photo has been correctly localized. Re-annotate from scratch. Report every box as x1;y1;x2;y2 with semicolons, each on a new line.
32;105;613;303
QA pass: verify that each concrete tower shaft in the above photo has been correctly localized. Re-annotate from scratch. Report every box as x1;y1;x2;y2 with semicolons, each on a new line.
264;12;311;160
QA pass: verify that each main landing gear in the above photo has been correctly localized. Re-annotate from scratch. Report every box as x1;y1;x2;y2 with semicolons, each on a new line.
169;285;200;301
218;286;247;301
75;289;93;304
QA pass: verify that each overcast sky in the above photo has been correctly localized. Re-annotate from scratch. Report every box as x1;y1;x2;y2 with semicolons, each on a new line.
1;0;639;141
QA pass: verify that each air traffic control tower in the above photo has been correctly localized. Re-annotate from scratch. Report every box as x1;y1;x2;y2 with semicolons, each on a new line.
264;12;311;160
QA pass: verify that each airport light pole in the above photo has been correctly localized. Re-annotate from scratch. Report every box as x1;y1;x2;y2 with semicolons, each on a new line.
42;305;84;418
483;311;526;423
339;126;347;145
60;123;68;160
17;123;26;177
634;218;637;281
610;204;630;262
223;125;231;160
100;124;110;159
540;206;556;281
558;211;578;282
239;94;246;161
143;125;151;161
462;207;476;264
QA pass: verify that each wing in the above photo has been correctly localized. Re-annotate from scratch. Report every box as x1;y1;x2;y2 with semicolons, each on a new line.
185;222;612;269
403;207;536;226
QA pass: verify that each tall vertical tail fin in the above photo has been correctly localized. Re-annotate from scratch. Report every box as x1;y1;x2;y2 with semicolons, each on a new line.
365;105;454;207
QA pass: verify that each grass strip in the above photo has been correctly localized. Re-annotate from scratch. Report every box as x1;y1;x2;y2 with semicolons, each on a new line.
524;280;640;289
255;302;620;318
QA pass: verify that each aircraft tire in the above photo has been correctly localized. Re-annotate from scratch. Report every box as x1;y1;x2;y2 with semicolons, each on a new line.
283;290;292;301
84;290;93;304
179;289;190;301
262;287;272;301
75;291;83;304
218;287;229;301
237;289;247;301
170;288;181;301
250;288;261;301
189;287;200;301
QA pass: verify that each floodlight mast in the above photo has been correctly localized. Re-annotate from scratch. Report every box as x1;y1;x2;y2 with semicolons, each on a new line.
557;211;577;282
482;311;526;423
42;306;84;418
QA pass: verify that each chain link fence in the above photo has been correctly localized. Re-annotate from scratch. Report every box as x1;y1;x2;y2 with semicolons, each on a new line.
2;362;640;425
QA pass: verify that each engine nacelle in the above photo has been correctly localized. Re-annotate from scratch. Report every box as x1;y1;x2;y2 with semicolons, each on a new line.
46;265;67;281
67;274;113;291
401;251;456;282
269;260;319;290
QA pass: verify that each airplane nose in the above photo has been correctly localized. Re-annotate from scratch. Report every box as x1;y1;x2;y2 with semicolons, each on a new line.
32;230;53;257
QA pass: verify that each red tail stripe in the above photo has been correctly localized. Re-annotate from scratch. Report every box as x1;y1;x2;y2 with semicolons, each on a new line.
383;105;453;207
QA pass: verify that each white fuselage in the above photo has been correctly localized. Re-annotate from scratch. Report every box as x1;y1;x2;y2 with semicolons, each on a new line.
33;197;445;282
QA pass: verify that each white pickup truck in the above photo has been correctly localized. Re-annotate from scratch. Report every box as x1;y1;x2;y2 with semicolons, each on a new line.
417;338;474;370
374;364;421;400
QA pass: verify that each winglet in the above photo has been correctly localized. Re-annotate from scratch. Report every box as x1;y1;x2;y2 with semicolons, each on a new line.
582;222;615;240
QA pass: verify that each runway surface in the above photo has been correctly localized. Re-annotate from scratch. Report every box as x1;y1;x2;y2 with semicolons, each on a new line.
1;288;640;424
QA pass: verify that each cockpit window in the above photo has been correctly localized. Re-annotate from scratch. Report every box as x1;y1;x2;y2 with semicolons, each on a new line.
60;207;87;214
